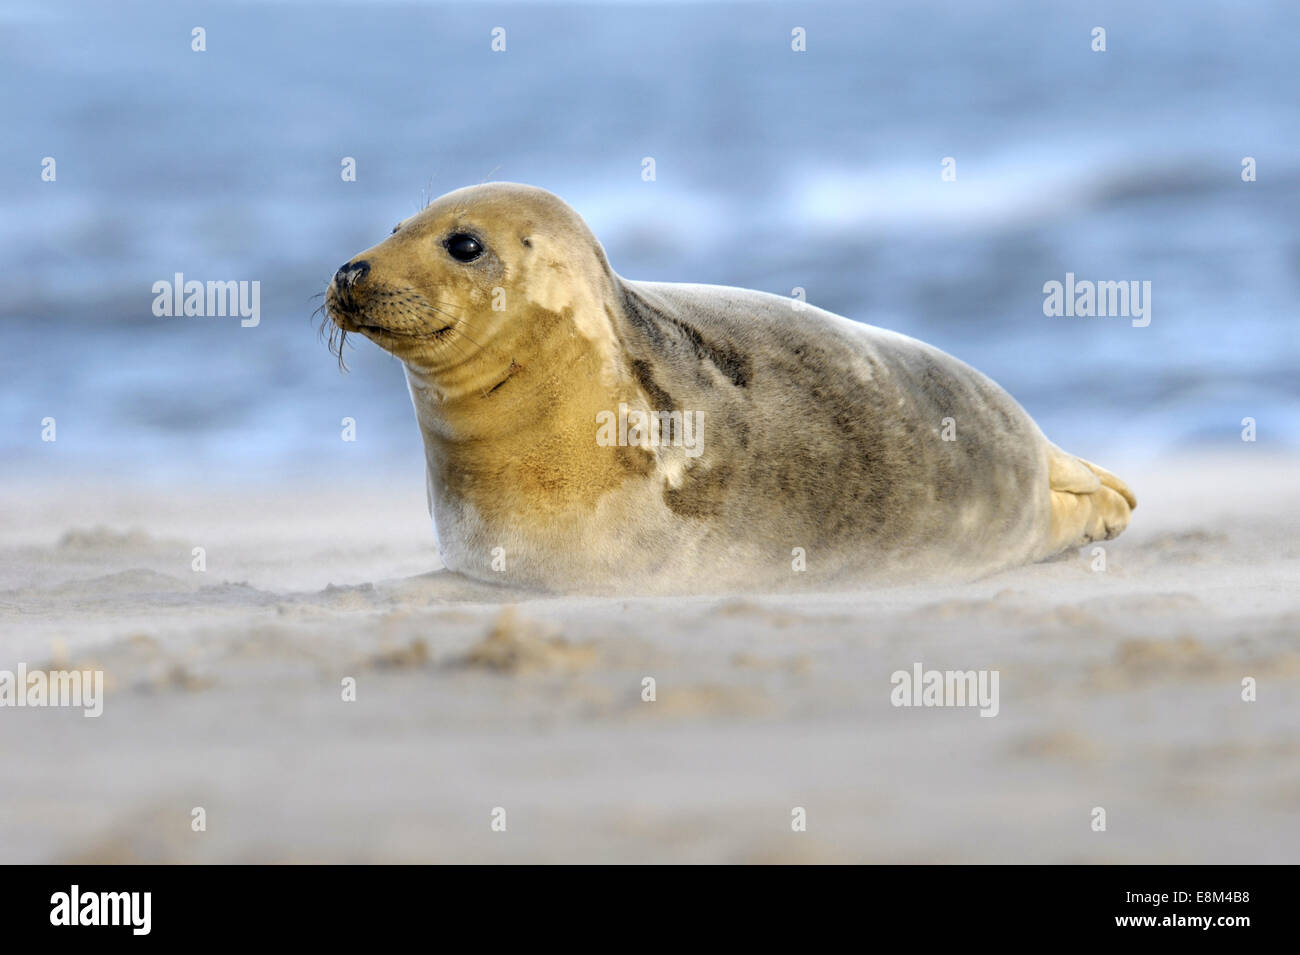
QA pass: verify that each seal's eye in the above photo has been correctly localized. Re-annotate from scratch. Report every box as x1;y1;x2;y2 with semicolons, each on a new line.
445;233;484;263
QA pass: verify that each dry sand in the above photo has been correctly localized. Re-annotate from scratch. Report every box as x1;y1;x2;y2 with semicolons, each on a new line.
0;452;1296;863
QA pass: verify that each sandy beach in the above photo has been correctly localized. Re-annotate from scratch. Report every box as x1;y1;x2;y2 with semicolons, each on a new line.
4;0;1298;878
1;451;1295;864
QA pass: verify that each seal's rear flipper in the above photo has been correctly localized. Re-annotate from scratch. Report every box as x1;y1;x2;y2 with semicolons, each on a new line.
1046;447;1136;553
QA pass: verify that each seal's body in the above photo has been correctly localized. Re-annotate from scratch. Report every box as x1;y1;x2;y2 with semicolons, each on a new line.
326;183;1134;593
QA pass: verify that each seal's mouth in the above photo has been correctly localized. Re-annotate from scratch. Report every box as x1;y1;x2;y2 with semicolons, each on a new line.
320;283;376;369
338;310;454;339
319;280;458;370
353;321;420;337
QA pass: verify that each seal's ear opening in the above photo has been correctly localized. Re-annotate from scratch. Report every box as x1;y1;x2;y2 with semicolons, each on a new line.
521;236;533;248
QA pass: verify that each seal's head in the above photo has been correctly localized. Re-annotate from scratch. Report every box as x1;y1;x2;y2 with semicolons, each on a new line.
324;182;656;528
324;182;622;399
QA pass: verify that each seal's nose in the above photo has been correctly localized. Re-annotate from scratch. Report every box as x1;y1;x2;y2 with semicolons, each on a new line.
334;259;370;289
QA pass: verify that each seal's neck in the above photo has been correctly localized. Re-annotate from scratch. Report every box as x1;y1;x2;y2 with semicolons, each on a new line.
402;288;629;444
401;283;657;523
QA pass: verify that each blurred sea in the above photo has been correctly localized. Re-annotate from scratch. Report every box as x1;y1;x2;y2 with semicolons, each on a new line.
2;0;1297;484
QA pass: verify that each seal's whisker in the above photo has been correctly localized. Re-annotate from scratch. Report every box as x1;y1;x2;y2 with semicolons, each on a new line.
426;307;488;352
436;326;477;366
429;310;467;330
315;302;351;372
428;305;478;335
447;327;488;355
333;328;351;372
451;319;488;346
428;300;485;329
313;303;331;345
421;301;489;350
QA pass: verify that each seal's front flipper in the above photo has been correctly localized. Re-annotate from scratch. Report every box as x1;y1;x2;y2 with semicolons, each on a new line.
1046;447;1136;553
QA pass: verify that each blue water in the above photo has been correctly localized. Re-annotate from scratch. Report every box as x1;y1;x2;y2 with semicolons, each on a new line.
2;0;1297;484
